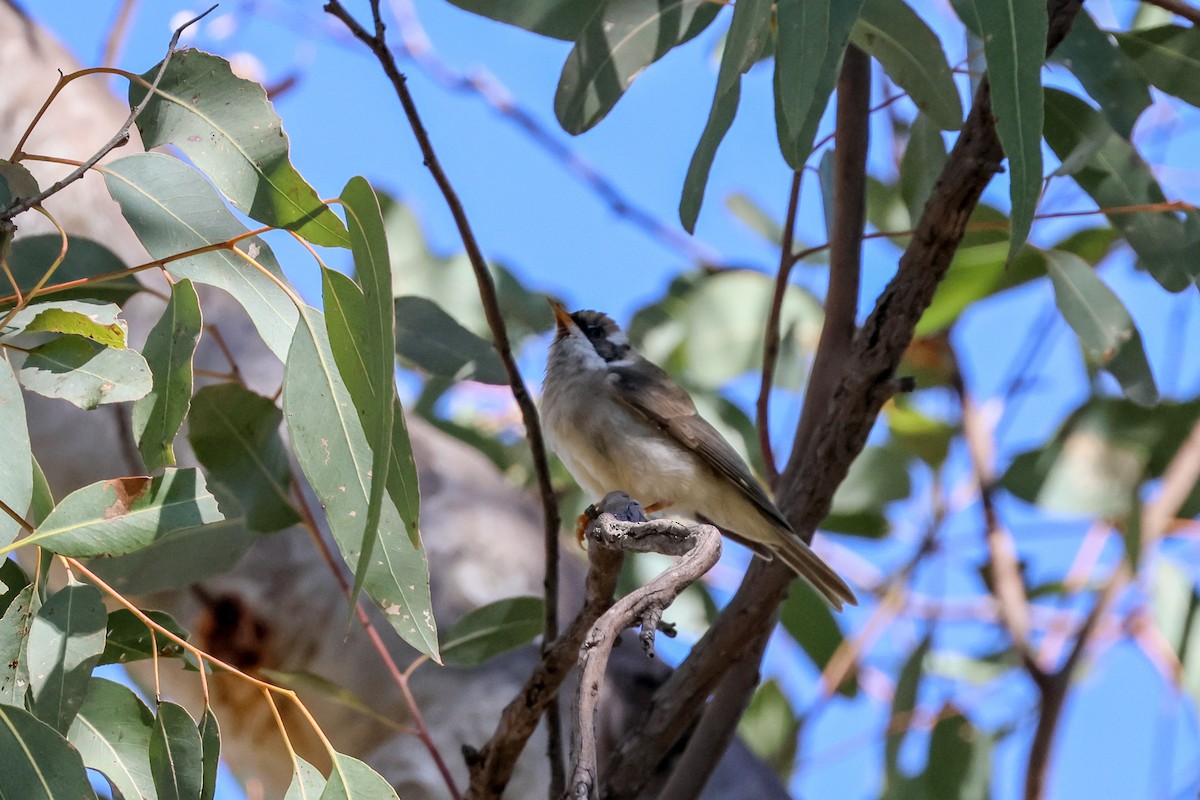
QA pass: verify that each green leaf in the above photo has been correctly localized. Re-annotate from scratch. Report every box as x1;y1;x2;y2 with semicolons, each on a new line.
1051;11;1151;139
14;468;224;559
955;0;1046;259
923;705;992;800
442;0;594;40
0;558;29;615
853;0;962;131
737;679;800;778
188;384;300;532
780;581;854;696
629;270;822;391
262;669;403;731
394;295;507;384
150;701;204;800
4;300;128;348
0;703;98;800
774;0;868;170
283;308;437;660
104;152;299;360
99;608;189;666
1;236;140;309
1044;250;1158;406
555;0;720;133
285;757;327;799
0;585;34;706
28;456;54;529
0;355;31;549
131;49;347;247
322;272;422;546
1115;25;1200;108
1001;397;1200;519
680;0;771;231
67;677;156;800
886;398;955;468
440;596;544;667
26;583;106;733
825;446;913;537
133;279;202;471
1152;560;1200;703
340;177;398;608
1043;88;1199;292
199;707;220;800
19;336;151;410
725;192;785;245
0;159;39;208
887;635;931;778
320;752;401;800
900;115;949;225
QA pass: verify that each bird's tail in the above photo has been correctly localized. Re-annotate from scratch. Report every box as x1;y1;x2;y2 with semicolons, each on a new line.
770;535;857;611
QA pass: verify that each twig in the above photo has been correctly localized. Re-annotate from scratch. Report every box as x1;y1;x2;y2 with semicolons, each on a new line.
1143;0;1200;25
568;496;722;800
101;0;140;67
319;16;565;790
0;5;217;223
604;3;1088;794
463;493;631;800
756;170;803;485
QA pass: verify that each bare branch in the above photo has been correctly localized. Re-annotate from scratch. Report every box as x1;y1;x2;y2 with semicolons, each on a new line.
1143;0;1200;25
569;498;722;800
1;5;215;223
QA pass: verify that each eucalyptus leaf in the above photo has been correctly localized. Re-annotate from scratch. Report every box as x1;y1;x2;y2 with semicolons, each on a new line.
67;677;156;800
99;608;189;666
441;596;544;667
887;635;931;778
3;300;127;348
104;152;299;360
900;115;948;225
0;703;98;800
1052;11;1151;139
27;582;106;733
188;383;299;532
394;295;508;384
555;0;719;134
0;585;34;706
283;307;437;659
0;355;31;548
17;468;224;559
780;581;854;696
150;701;204;800
320;752;401;800
442;0;594;40
1;236;140;309
737;680;800;777
1116;25;1200;108
131;49;347;246
923;705;992;800
133;279;202;471
0;159;39;207
825;446;912;537
19;336;151;410
954;0;1046;260
199;707;220;800
285;756;327;799
0;558;29;614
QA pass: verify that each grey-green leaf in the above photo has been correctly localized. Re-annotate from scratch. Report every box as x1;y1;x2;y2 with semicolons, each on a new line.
887;635;931;777
441;596;544;667
555;0;720;134
1045;250;1157;406
199;707;220;800
319;752;401;800
0;585;34;705
1043;88;1200;292
394;295;508;384
1;236;140;309
774;0;868;169
923;705;992;800
285;757;327;800
150;701;204;800
27;583;106;733
104;152;299;360
20;468;224;558
442;0;594;41
1052;11;1151;139
0;354;31;548
67;677;156;800
780;581;854;696
188;383;299;532
99;608;189;666
19;337;151;410
4;300;128;348
131;49;347;247
853;0;962;130
133;279;202;471
283;307;437;660
0;703;98;800
1115;24;1200;108
680;0;771;231
900;115;949;224
0;159;39;208
956;0;1046;259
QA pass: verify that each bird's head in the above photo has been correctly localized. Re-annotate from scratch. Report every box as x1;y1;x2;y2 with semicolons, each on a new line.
548;299;632;369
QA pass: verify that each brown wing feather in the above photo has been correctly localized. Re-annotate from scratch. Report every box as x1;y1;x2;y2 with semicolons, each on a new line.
609;362;792;532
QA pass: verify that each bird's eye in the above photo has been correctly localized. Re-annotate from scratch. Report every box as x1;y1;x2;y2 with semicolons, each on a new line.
584;325;602;340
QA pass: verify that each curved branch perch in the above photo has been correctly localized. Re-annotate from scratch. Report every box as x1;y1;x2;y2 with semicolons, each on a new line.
569;495;722;800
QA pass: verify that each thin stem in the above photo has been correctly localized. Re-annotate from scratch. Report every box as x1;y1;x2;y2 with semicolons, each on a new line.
1143;0;1200;25
0;205;67;331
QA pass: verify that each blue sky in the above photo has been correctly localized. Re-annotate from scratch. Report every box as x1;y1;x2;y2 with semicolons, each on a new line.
25;1;1200;798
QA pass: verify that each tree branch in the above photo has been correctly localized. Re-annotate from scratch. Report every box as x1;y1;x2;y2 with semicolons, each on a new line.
322;3;567;789
1143;0;1200;26
603;3;1086;795
569;501;722;799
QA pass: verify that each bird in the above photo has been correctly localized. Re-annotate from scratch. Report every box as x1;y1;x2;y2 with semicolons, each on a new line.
541;299;856;610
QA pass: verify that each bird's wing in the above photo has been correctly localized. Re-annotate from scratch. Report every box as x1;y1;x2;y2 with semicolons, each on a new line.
608;362;793;532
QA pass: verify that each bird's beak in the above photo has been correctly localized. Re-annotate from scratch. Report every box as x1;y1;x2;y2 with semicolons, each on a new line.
548;298;574;336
